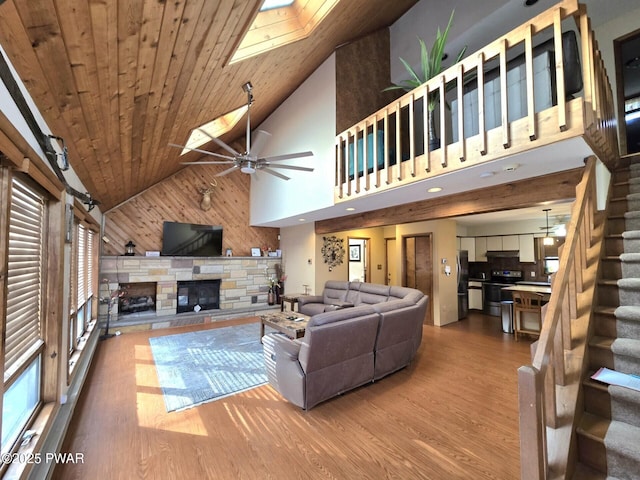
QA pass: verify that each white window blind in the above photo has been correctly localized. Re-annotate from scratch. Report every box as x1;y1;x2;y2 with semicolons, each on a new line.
77;224;86;306
87;229;94;298
5;178;45;377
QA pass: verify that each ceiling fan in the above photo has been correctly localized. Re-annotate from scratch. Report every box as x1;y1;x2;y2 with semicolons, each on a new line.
169;82;314;180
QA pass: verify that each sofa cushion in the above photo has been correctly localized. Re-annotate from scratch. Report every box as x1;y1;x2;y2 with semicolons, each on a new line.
372;299;414;314
322;280;350;305
307;305;376;328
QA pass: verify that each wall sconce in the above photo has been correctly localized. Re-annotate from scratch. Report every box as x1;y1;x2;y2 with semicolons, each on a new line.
125;240;136;256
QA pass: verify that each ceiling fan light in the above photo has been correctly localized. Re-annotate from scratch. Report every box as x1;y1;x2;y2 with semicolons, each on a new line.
241;165;256;174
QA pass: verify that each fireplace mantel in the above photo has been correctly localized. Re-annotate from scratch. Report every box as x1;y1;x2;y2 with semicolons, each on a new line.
100;256;281;319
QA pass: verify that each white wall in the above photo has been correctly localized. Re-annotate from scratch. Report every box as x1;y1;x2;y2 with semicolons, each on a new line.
250;54;336;226
280;222;317;296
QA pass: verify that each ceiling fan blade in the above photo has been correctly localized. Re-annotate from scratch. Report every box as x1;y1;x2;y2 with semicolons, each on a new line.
259;151;313;162
264;164;314;172
197;128;241;157
260;167;290;180
216;165;240;177
249;130;272;158
181;161;237;165
169;143;236;161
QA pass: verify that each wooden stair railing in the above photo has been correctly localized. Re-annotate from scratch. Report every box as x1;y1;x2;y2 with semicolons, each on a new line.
334;0;618;203
518;156;604;479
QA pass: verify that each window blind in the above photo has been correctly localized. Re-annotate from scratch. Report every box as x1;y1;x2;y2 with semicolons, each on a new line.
5;178;45;377
77;224;86;306
87;229;94;298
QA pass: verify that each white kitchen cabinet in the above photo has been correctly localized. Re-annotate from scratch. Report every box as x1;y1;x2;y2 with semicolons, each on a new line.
475;237;487;262
519;234;535;262
502;235;519;250
460;237;476;261
486;236;503;251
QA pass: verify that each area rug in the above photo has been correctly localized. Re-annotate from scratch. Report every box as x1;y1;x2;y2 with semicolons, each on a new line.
149;322;267;412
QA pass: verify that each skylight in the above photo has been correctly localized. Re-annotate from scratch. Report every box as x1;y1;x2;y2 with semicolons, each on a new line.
181;105;248;155
229;0;340;64
260;0;295;12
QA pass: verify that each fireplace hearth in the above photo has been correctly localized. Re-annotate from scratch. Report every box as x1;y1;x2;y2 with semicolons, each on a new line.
177;279;220;314
118;282;157;316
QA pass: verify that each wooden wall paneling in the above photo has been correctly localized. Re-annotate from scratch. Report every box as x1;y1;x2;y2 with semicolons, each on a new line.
335;28;397;135
103;164;278;257
316;168;584;234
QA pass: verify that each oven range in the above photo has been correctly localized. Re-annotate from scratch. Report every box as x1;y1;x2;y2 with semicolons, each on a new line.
482;270;523;317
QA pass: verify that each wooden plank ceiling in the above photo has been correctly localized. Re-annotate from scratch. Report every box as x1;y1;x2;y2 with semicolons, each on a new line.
0;0;415;211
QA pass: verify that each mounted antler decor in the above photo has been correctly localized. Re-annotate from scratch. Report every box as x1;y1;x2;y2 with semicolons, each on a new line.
198;180;218;211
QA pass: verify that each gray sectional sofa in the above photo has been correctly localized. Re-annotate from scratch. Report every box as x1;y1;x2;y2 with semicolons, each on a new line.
263;281;428;410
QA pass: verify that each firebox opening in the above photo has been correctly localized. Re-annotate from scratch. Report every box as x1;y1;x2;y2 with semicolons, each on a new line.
118;282;157;316
177;279;220;314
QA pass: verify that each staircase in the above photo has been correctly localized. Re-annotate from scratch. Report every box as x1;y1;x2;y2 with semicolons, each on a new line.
575;157;640;479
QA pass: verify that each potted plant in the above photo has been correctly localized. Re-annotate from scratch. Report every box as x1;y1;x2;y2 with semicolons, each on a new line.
385;11;466;151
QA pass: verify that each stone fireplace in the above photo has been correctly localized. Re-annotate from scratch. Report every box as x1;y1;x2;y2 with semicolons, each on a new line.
100;256;281;321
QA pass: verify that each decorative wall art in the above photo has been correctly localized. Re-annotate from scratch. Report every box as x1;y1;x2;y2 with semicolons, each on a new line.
321;236;345;271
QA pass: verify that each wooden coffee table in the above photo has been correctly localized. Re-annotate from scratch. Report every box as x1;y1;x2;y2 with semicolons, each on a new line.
260;312;310;340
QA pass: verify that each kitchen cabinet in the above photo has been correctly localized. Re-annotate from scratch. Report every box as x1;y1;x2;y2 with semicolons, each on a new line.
468;281;484;310
486;236;503;251
519;234;535;262
475;237;487;262
460;237;476;261
502;235;519;250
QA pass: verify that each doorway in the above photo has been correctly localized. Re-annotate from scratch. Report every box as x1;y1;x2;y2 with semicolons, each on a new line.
403;234;433;325
385;238;396;285
348;237;369;282
614;29;640;154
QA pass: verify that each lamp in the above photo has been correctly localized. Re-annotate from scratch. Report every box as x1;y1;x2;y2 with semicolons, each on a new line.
124;240;136;256
543;209;554;246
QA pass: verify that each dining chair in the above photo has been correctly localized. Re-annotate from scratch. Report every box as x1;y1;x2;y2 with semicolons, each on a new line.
512;291;544;341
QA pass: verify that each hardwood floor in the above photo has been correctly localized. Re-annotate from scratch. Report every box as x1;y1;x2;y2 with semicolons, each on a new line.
54;311;531;480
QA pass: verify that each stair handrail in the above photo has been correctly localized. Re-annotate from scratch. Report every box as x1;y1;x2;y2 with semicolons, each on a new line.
518;156;599;479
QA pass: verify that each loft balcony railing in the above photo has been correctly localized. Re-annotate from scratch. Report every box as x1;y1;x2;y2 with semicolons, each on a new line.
334;0;618;203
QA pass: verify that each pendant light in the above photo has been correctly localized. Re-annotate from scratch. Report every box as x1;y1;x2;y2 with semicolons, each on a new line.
543;208;554;246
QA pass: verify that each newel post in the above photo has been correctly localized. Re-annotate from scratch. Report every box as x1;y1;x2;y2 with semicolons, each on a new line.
518;365;546;479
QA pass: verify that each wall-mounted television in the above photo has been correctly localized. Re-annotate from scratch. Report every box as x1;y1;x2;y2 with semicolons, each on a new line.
161;221;223;257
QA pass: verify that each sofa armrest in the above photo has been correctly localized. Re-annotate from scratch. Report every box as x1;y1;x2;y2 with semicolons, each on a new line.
298;295;323;308
272;337;306;408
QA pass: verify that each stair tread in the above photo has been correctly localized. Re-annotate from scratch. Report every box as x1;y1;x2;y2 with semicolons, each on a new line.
595;306;617;315
578;412;609;441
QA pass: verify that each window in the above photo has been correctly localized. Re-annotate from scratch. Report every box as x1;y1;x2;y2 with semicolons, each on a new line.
229;0;340;64
70;224;96;355
2;177;46;454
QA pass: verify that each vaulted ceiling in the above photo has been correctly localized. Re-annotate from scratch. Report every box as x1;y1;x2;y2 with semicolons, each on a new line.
0;0;415;211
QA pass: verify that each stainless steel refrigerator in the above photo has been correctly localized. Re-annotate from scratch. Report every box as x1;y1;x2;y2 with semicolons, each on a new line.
457;250;469;320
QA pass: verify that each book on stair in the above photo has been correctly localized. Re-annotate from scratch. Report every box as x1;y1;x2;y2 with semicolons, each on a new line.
591;367;640;392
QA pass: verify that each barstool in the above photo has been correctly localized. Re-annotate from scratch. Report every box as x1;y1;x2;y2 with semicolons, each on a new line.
512;291;544;341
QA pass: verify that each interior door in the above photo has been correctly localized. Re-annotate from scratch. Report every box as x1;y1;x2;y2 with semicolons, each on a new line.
403;234;433;325
385;238;396;285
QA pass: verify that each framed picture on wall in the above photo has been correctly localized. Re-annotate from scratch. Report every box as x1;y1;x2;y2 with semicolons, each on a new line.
349;245;361;262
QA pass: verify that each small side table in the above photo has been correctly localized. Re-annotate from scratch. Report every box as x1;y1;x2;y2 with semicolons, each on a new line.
280;293;305;312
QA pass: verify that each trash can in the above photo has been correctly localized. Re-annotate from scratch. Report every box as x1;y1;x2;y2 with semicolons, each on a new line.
501;300;514;334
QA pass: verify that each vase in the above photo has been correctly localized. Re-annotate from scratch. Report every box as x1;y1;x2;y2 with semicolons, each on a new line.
268;288;275;305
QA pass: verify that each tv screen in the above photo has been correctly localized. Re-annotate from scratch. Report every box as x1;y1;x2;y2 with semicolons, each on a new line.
161;221;223;257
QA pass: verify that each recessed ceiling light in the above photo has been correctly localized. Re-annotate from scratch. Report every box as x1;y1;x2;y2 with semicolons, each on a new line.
298;218;306;222
479;171;495;178
503;163;520;172
427;187;443;193
524;0;538;6
346;207;355;211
